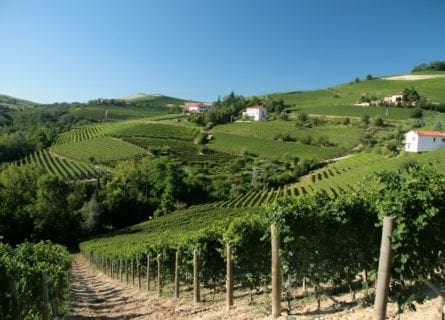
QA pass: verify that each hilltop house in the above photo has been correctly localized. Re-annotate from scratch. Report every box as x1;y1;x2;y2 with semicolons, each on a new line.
184;102;213;113
242;105;268;121
404;130;445;152
383;93;403;105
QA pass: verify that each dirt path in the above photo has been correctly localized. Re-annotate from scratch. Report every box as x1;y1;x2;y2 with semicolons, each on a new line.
68;254;443;320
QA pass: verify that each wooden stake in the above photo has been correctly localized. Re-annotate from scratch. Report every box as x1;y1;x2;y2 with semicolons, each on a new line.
193;249;201;303
157;255;162;296
271;223;281;319
147;255;151;291
226;243;234;309
174;251;180;298
137;259;142;289
373;216;395;320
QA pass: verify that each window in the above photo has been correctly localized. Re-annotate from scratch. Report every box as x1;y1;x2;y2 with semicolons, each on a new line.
433;137;436;142
442;138;445;142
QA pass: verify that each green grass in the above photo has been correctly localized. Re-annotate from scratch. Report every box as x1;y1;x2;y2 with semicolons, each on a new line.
268;77;445;119
111;122;199;141
212;121;363;149
69;104;171;121
50;136;146;163
208;132;345;161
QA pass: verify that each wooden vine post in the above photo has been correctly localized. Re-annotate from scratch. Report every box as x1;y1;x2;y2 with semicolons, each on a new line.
174;251;180;298
131;258;135;285
373;216;396;320
146;255;151;291
157;254;163;296
193;249;201;303
271;223;281;319
226;243;234;309
137;259;141;289
119;258;123;282
125;259;129;284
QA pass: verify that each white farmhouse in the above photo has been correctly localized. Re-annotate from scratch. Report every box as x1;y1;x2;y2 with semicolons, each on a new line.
242;105;268;121
184;102;213;113
383;93;403;104
404;130;445;152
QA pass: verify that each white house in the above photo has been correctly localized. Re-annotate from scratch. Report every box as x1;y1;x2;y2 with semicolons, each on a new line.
242;105;268;121
383;93;403;104
404;130;445;152
184;102;213;113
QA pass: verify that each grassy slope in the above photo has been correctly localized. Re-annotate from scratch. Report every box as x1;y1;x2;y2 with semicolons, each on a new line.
0;94;38;109
267;76;445;119
69;95;187;122
209;121;362;161
122;94;186;106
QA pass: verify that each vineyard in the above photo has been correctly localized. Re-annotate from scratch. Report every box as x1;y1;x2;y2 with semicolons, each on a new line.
50;136;147;163
80;164;445;318
56;120;200;145
0;241;72;320
215;150;445;208
13;149;102;180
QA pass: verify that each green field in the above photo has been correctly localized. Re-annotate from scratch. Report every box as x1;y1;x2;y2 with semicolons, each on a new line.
208;121;361;161
50;136;147;163
209;132;345;160
212;121;362;149
56;120;200;145
69;104;171;121
268;76;445;119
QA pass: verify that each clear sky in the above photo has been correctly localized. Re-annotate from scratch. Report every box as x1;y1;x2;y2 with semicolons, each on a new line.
0;0;444;103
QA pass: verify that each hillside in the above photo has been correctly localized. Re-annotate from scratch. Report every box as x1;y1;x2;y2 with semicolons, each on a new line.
121;93;187;106
0;93;38;109
267;73;445;119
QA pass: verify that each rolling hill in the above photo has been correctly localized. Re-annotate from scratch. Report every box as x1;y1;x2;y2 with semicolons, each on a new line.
0;93;38;109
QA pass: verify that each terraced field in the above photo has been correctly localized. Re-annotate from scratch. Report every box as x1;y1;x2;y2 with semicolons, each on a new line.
191;150;445;210
15;149;102;180
209;132;345;161
51;136;147;163
56;120;199;145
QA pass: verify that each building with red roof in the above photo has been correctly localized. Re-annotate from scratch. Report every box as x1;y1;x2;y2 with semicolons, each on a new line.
404;130;445;152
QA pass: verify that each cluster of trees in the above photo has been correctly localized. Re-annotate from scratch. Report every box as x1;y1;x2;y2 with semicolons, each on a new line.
412;60;445;72
0;107;93;163
189;92;290;127
189;92;247;127
0;157;209;246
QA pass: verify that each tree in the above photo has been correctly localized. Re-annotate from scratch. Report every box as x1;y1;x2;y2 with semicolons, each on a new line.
366;74;373;80
362;114;370;126
373;117;384;127
410;107;423;119
433;121;442;131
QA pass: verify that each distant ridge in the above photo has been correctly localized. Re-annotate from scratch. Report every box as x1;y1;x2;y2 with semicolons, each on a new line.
0;93;38;109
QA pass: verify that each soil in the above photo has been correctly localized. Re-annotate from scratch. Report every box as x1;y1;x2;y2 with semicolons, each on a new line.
67;254;443;319
383;74;445;80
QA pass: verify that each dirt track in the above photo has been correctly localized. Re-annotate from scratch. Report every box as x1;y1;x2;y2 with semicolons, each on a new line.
67;254;443;320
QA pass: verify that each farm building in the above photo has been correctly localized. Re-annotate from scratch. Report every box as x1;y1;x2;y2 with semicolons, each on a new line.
242;105;268;121
404;130;445;152
184;102;213;113
383;93;403;105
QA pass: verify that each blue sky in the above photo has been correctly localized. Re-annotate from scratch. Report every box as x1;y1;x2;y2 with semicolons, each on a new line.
0;0;444;103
